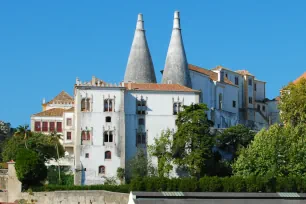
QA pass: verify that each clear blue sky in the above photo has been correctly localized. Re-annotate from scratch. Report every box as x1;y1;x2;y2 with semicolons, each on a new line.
1;0;305;127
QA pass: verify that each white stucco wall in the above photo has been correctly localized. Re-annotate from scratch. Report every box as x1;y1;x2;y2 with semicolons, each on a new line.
255;80;266;101
124;90;199;177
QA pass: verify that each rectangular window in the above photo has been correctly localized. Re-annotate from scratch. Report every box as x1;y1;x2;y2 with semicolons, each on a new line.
262;106;266;112
232;101;236;108
49;122;55;131
66;132;72;140
249;97;253;104
56;122;62;132
66;118;72;126
34;122;41;131
136;133;146;145
235;77;239;85
257;104;260;111
173;102;182;115
81;98;91;112
136;99;146;115
85;153;89;158
248;79;252;86
42;122;48;132
254;83;257;91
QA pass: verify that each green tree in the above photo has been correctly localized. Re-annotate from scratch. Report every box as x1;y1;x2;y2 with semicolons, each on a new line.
14;124;31;149
148;129;173;177
2;132;64;162
172;103;213;177
127;148;155;179
15;148;47;187
278;77;306;126
117;167;125;184
215;124;255;160
49;131;63;184
232;124;306;177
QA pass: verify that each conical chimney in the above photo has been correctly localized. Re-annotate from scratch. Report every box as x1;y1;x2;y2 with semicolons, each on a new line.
162;11;191;87
124;14;157;83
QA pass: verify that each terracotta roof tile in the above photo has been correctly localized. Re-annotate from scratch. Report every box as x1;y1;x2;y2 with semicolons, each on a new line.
47;91;74;105
293;72;306;84
188;64;235;86
235;70;254;76
65;107;75;112
125;83;199;92
32;108;66;117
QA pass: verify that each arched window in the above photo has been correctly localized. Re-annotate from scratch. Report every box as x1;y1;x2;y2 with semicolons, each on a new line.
104;132;108;142
81;98;90;111
106;116;111;123
98;165;105;174
218;93;223;110
109;131;113;142
105;151;111;159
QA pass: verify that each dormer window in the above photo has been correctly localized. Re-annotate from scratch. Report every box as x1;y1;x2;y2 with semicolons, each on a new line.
104;99;114;112
173;102;182;115
81;98;91;111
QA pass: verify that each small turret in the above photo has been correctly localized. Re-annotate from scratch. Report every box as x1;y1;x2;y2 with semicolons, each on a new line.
124;14;157;83
162;11;191;87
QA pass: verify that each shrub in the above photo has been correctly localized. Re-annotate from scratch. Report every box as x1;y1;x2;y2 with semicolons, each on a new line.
199;176;222;192
15;149;47;187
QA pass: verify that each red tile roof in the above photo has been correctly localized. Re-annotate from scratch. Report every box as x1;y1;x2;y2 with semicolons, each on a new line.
125;83;200;92
47;91;74;104
235;70;254;76
32;108;66;117
65;107;75;112
188;64;235;86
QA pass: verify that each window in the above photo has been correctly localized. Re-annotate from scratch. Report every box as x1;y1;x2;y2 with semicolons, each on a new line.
56;122;62;132
98;165;105;174
81;98;91;111
85;153;89;158
254;83;257;91
225;73;228;78
136;132;146;145
81;131;91;141
262;106;266;112
105;116;111;123
137;99;146;115
249;97;253;104
42;122;48;132
105;151;111;159
104;131;113;143
232;101;236;108
257;104;260;111
218;93;223;110
248;79;252;86
49;122;55;131
138;118;145;125
34;122;41;131
235;77;239;85
66;118;72;126
173;102;182;115
104;99;113;112
66;132;72;140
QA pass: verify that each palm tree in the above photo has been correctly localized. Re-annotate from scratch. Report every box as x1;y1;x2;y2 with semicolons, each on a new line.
50;131;62;184
14;124;31;149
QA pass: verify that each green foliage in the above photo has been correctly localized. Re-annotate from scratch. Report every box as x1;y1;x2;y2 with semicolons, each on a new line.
2;132;64;162
233;124;306;177
215;124;255;160
31;184;130;193
127;148;156;179
148;129;173;177
117;167;125;183
15;149;47;187
172;103;213;177
47;166;73;186
278;77;306;125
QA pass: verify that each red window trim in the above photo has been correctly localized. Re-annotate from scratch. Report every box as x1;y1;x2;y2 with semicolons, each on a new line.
49;122;55;131
56;122;62;132
42;122;48;132
34;122;41;131
66;132;72;140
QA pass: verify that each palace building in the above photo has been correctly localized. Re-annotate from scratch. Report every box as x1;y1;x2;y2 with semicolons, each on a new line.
30;11;279;185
